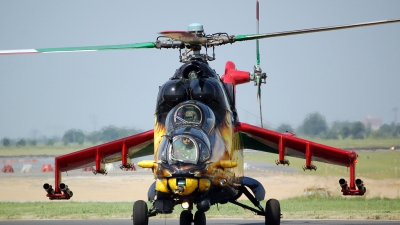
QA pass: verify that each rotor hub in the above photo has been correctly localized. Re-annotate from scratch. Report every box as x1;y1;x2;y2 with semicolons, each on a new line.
188;23;204;34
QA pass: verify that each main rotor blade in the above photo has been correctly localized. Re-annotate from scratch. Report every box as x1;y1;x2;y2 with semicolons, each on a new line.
0;42;156;56
235;18;400;42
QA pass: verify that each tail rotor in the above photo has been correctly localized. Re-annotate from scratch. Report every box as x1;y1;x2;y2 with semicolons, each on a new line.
251;0;267;128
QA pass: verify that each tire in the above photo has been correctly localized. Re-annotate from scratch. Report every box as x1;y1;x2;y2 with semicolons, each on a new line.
180;210;193;225
133;200;148;225
265;198;280;225
194;211;206;225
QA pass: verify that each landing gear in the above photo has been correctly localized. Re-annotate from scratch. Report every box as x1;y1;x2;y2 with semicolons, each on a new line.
265;199;280;225
180;210;193;225
228;180;281;224
179;210;206;225
194;211;206;225
133;200;148;225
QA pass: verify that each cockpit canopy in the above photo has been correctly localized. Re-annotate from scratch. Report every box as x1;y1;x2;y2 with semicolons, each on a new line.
175;104;202;124
165;100;215;135
157;127;211;164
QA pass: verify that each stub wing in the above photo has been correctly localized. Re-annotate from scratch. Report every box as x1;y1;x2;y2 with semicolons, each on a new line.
44;130;154;200
236;122;365;195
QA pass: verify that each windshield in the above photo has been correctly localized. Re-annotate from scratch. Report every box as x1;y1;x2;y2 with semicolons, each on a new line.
170;136;198;163
168;135;210;164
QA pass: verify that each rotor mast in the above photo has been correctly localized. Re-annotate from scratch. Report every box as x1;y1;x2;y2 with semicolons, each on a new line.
187;23;204;59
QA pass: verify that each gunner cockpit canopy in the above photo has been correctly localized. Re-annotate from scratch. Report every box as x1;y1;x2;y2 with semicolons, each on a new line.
165;100;215;135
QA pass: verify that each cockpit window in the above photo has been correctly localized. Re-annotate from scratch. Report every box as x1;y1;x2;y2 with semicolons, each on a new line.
174;104;202;124
170;136;198;163
187;70;198;80
164;100;216;134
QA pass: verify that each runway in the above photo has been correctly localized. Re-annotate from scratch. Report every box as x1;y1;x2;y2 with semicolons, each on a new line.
1;219;399;225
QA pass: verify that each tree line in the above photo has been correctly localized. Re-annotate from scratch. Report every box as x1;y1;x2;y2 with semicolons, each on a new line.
1;125;142;147
2;113;399;147
274;112;400;140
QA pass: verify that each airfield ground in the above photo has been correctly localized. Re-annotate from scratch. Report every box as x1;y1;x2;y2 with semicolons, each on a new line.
2;150;400;201
1;152;399;220
1;168;399;202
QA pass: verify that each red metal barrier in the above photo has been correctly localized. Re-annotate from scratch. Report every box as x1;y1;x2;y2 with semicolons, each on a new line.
41;164;54;172
2;165;14;173
82;166;93;171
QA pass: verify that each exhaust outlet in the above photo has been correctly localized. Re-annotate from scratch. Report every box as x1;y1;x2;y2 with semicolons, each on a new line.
43;183;54;195
59;183;73;197
339;178;349;190
355;179;366;193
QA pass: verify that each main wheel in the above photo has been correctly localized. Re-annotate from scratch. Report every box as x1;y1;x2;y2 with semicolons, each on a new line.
194;211;206;225
180;210;193;225
265;199;280;225
133;200;148;225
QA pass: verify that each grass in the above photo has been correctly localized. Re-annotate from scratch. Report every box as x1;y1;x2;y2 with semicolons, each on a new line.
299;137;400;150
280;196;400;220
0;201;131;220
0;144;92;157
1;196;399;220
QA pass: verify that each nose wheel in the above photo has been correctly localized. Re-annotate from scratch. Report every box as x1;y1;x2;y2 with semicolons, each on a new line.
132;200;148;225
194;211;206;225
180;210;193;225
180;210;206;225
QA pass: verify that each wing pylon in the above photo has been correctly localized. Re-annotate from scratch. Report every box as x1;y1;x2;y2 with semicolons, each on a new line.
43;130;154;200
236;122;365;195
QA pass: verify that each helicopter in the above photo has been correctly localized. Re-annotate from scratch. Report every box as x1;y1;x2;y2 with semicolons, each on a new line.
1;1;400;225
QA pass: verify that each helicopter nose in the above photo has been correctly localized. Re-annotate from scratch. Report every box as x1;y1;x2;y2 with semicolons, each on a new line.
168;177;197;195
156;177;211;196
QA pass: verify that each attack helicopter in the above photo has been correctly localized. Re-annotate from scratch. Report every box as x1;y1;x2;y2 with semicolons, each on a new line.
1;2;400;225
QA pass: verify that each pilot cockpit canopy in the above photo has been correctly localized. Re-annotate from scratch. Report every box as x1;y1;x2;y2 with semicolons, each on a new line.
157;126;211;164
165;100;215;135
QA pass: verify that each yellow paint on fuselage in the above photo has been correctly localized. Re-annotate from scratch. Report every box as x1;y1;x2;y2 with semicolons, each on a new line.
156;178;169;193
153;118;166;161
198;178;211;192
232;132;244;178
217;111;234;157
212;110;244;181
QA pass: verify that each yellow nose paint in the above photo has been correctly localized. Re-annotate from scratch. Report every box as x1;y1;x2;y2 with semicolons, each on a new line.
155;178;169;193
168;178;198;195
198;178;211;192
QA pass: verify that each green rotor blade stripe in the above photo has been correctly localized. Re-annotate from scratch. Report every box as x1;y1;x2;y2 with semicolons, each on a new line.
235;18;400;42
256;40;260;66
36;42;156;53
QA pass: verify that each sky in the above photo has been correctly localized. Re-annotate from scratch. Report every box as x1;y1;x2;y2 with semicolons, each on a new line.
1;0;400;139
